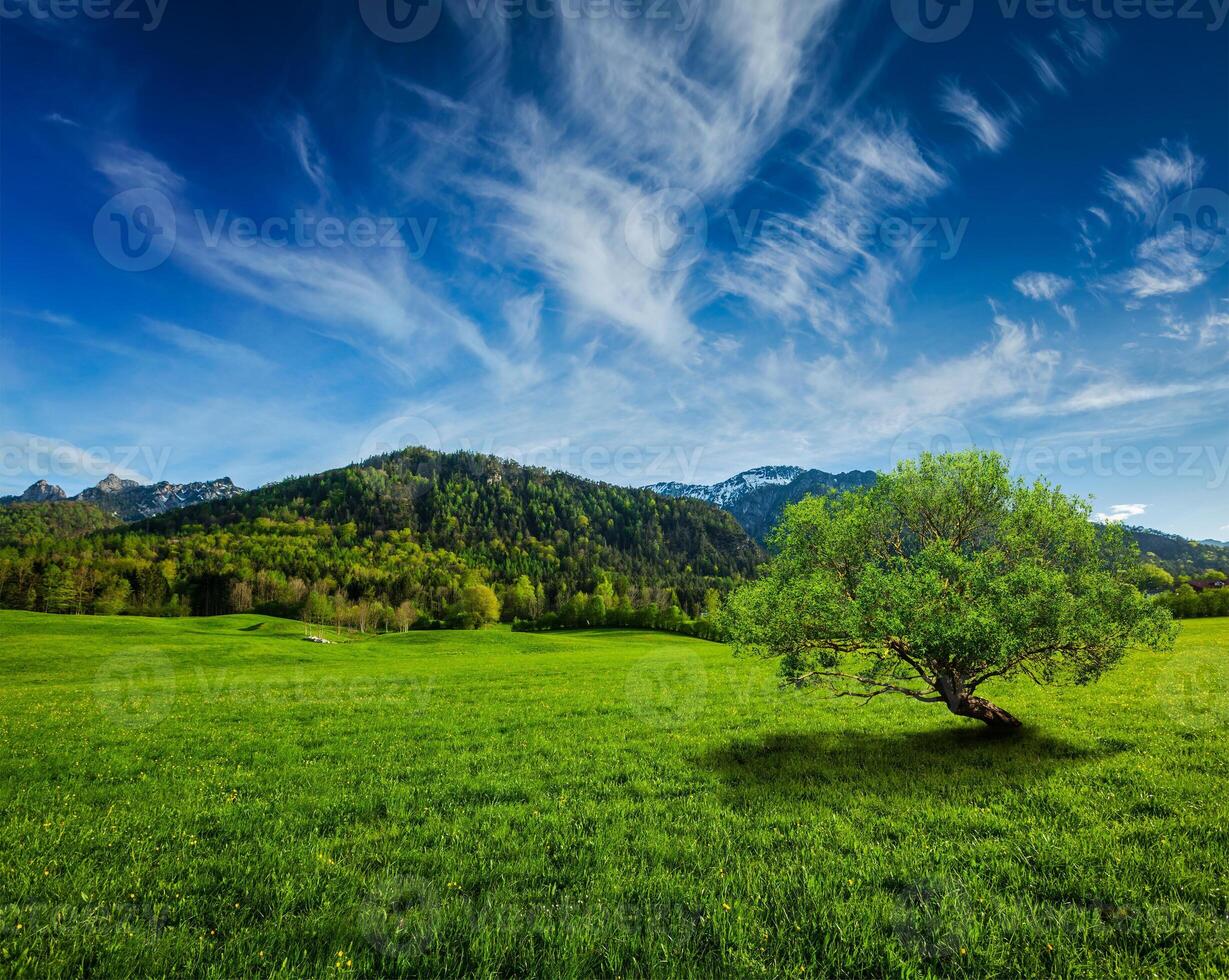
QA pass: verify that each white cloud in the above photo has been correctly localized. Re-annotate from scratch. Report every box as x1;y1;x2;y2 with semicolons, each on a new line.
937;80;1016;154
95;142;184;197
94;144;524;385
0;431;150;487
1023;46;1066;93
286;114;330;200
143;319;270;369
1095;503;1147;524
1051;20;1113;73
1103;141;1202;223
1013;272;1074;302
717;115;948;337
1006;377;1225;418
1107;227;1209;300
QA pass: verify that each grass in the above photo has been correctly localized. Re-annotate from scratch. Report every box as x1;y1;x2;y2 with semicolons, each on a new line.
0;612;1226;978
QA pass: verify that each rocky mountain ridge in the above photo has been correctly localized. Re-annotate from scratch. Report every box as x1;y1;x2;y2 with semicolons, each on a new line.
2;474;245;521
651;466;878;542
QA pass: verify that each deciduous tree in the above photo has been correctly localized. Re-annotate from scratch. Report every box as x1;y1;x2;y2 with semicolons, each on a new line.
722;451;1176;729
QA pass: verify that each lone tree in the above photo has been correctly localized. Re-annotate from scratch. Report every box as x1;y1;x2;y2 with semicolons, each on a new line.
721;451;1175;729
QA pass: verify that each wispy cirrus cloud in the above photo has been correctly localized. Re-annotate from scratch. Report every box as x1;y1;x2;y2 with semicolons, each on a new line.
1013;272;1073;302
286;113;330;201
1103;140;1202;223
1108;228;1209;300
143;319;270;369
717;115;949;337
937;80;1017;154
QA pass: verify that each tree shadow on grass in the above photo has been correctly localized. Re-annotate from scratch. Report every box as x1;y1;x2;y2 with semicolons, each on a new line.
699;725;1122;804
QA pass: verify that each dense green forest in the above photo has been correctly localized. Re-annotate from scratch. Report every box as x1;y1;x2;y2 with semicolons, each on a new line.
0;449;762;629
1126;525;1229;578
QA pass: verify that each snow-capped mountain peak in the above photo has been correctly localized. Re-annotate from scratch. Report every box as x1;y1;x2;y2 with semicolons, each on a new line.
649;464;879;542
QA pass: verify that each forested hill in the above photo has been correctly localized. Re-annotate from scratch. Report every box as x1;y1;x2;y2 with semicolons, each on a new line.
1;448;763;623
1126;525;1229;577
140;447;762;575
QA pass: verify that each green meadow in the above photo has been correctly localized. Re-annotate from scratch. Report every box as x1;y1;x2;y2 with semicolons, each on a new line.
0;612;1226;978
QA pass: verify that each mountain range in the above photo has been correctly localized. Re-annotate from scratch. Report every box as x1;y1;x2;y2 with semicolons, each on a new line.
3;455;1226;617
0;449;761;619
651;465;877;543
1;474;244;521
655;465;1229;576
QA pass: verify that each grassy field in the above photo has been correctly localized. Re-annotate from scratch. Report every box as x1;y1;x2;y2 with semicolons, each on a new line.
0;612;1226;977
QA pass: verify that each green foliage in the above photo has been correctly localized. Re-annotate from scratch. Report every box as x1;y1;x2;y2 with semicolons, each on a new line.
1;611;1226;976
1136;562;1175;592
722;451;1176;726
0;449;761;627
1156;583;1229;619
453;579;501;629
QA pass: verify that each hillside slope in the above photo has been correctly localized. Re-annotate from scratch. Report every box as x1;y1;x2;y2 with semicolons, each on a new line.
1;448;763;620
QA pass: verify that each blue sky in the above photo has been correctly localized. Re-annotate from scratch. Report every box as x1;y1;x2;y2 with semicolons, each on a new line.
1;0;1227;538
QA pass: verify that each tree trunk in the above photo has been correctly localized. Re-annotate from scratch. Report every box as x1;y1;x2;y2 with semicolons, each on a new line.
936;675;1022;730
945;693;1022;729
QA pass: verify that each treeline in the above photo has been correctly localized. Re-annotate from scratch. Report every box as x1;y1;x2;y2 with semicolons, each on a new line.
1154;585;1229;619
511;581;727;641
0;449;763;627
